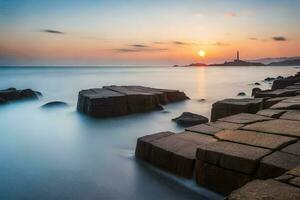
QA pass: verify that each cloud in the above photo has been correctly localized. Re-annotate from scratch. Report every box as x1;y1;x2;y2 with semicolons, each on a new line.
40;29;65;34
272;36;287;41
172;41;189;45
225;12;237;17
130;44;148;48
214;42;230;46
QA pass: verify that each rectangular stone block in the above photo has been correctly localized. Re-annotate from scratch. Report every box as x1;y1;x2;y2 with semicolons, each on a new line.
209;121;244;130
196;141;271;174
254;89;299;98
281;141;300;156
186;124;222;135
218;113;272;124
263;97;287;109
227;179;300;200
257;151;300;179
280;110;300;121
195;162;252;195
256;109;287;118
271;96;300;110
215;129;296;150
210;98;263;122
243;119;300;138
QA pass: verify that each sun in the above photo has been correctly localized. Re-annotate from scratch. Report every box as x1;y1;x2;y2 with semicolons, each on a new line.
198;50;206;57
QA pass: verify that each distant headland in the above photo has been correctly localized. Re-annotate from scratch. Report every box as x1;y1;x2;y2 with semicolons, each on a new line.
174;51;300;67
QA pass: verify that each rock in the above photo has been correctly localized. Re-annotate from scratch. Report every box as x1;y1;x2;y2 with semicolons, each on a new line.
256;109;287;118
77;86;189;117
172;112;208;127
275;174;295;183
254;82;261;85
196;141;271;174
280;110;300;121
0;97;6;104
0;88;40;103
254;88;299;98
281;141;300;156
242;119;300;138
209;121;244;130
272;77;300;90
211;98;264;122
196;98;206;102
251;87;261;96
271;96;300;109
186;123;222;136
227;179;300;200
289;177;300;188
41;101;68;109
149;131;217;178
256;151;300;179
195;162;251;195
288;166;300;177
237;92;246;96
263;97;287;108
215;129;296;150
264;77;275;82
218;113;272;124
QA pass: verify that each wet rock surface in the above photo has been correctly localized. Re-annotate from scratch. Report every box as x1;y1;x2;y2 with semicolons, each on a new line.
0;88;41;103
172;112;208;127
77;86;189;117
41;101;68;109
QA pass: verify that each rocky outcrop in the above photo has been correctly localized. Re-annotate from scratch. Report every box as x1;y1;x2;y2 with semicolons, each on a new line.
0;88;41;104
41;101;68;109
172;112;208;127
77;86;189;117
210;98;263;122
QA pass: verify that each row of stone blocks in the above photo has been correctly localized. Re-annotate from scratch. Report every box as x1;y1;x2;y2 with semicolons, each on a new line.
135;111;300;195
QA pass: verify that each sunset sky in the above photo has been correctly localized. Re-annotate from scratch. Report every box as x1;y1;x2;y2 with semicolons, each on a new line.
0;0;300;66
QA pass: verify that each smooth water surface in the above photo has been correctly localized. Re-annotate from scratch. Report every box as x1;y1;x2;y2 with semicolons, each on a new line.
0;66;297;200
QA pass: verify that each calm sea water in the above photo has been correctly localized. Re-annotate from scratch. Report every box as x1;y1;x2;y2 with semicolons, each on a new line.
0;66;297;200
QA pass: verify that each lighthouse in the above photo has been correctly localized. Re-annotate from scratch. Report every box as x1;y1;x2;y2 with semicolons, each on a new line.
236;51;240;62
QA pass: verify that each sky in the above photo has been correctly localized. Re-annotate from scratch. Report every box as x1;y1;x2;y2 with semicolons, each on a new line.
0;0;300;66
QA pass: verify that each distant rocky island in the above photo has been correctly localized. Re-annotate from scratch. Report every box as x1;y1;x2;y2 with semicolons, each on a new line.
174;51;300;67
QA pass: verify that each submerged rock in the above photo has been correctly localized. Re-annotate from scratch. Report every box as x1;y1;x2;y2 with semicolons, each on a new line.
254;82;261;85
41;101;68;109
77;85;189;117
237;92;246;96
251;87;261;96
172;112;208;127
0;88;41;103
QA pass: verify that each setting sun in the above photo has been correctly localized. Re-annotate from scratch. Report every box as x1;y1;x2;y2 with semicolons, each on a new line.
198;50;206;57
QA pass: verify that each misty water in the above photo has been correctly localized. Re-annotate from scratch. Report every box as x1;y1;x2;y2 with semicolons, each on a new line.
0;66;297;200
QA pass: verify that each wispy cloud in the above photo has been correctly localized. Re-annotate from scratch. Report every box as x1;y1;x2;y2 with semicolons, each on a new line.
225;12;237;17
272;36;287;41
114;44;168;53
214;42;230;46
40;29;65;34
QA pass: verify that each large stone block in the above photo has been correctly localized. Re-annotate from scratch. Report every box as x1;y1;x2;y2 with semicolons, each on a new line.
186;123;222;136
242;119;300;138
196;141;271;174
195;163;252;195
77;86;188;117
271;96;300;109
263;97;287;108
218;113;272;124
215;129;296;150
227;179;300;200
280;110;300;121
254;89;299;98
257;151;300;179
281;141;300;156
146;131;217;178
135;131;174;160
210;98;263;122
209;121;244;130
256;109;287;118
272;76;300;90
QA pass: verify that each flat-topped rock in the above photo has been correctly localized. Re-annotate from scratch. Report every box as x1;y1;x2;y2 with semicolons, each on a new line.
186;124;222;136
209;121;244;130
196;141;271;174
290;177;300;188
218;113;272;124
211;98;263;122
281;141;300;156
243;119;300;138
271;96;300;109
254;88;299;98
135;131;174;160
280;110;300;121
272;76;300;90
136;131;216;178
257;151;300;179
215;129;296;150
288;166;300;177
77;86;188;117
227;179;300;200
263;97;287;108
256;109;287;118
172;112;208;127
196;163;251;195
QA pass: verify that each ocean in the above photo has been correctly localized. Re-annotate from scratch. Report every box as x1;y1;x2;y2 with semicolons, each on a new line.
0;66;297;200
